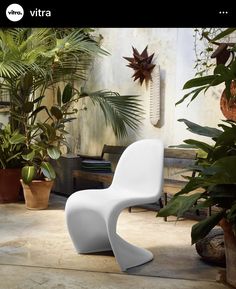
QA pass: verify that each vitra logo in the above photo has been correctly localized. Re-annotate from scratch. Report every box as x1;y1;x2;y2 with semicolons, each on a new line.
30;8;51;17
8;10;23;15
6;4;24;21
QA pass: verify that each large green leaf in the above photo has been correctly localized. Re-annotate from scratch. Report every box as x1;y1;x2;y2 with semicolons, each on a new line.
9;133;26;144
176;177;205;195
211;28;236;42
47;146;61;160
21;165;35;184
183;75;217;89
158;193;202;218
215;125;236;146
175;86;207;106
178;119;222;138
191;211;225;244
214;64;233;80
51;106;63;120
40;161;56;180
184;139;213;153
206;156;236;184
57;87;61;106
62;83;73;103
22;150;35;161
29;106;48;118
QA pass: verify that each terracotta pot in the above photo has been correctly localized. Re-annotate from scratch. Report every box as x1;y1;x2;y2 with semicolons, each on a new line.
220;80;236;121
0;168;21;203
20;179;54;210
219;218;236;288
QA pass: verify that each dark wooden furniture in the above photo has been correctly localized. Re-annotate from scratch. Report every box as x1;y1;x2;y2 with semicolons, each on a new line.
73;145;126;187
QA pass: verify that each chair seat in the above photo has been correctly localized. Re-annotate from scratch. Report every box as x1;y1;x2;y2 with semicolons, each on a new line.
67;188;157;216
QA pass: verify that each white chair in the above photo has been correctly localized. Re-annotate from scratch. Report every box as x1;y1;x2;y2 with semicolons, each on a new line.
65;139;164;271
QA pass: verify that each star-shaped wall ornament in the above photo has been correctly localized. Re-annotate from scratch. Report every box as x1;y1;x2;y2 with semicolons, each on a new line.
123;46;155;86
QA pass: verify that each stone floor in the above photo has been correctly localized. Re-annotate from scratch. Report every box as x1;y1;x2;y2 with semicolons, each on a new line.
0;194;230;289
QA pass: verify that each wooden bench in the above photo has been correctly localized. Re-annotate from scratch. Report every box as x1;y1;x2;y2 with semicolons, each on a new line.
73;145;126;187
73;146;197;186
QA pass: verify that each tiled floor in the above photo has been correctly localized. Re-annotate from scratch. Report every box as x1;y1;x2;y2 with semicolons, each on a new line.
0;194;230;289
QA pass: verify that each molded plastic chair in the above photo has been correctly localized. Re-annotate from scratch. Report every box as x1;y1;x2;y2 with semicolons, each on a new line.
65;139;164;271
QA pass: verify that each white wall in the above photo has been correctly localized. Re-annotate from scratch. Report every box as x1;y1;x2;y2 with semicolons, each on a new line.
174;28;222;145
0;111;9;125
70;28;223;155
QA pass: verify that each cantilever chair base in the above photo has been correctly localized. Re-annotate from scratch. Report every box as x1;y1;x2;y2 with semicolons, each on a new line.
66;189;156;270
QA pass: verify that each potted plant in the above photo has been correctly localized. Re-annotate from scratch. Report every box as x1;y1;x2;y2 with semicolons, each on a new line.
158;118;236;287
158;28;236;288
0;124;26;202
0;28;144;207
18;77;143;209
18;80;79;209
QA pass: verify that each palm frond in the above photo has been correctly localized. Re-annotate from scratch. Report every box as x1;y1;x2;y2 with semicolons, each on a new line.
0;28;102;84
81;90;144;138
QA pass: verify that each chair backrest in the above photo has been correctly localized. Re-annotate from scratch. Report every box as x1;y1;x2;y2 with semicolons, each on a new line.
101;145;127;158
111;139;164;198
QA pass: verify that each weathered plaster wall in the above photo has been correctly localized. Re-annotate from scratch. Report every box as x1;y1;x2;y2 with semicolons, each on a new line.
67;28;223;155
0;111;8;125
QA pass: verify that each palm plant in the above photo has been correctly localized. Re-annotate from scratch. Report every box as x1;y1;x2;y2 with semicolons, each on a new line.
0;28;143;138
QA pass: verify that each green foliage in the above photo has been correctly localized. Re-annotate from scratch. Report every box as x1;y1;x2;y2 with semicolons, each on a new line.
0;28;107;132
0;28;143;140
178;119;222;138
191;211;225;244
193;28;222;76
21;166;35;184
177;28;236;106
0;28;144;183
158;119;236;244
0;124;25;169
80;90;143;138
19;83;76;183
158;193;203;219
